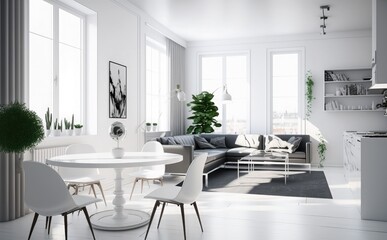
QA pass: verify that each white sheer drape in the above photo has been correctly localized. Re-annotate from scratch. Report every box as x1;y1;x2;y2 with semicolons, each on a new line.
0;0;27;221
167;39;186;135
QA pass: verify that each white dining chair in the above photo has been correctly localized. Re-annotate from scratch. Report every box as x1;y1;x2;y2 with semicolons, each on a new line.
59;144;107;207
23;161;101;240
143;153;208;240
129;141;165;200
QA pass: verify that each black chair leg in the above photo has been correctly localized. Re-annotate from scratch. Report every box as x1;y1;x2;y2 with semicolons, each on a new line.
28;213;39;240
144;200;160;240
45;216;49;229
192;202;204;232
64;213;68;240
180;204;186;240
82;207;96;240
157;202;166;229
48;216;52;234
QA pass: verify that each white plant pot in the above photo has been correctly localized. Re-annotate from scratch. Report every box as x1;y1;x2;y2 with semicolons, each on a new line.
53;130;61;136
112;147;125;159
146;126;151;131
46;129;51;137
74;128;82;136
152;126;157;131
66;129;73;136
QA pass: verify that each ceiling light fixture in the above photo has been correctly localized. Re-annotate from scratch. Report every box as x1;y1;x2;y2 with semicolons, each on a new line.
320;5;330;35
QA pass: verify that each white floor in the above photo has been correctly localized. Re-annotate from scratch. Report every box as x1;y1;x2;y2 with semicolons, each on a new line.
1;167;387;240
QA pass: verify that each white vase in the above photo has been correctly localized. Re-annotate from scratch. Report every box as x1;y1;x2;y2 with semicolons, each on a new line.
53;130;61;136
146;126;151;131
46;129;51;137
152;125;157;131
66;129;73;136
74;128;82;135
112;147;125;158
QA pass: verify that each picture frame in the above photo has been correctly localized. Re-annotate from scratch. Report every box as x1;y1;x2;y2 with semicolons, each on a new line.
109;61;127;118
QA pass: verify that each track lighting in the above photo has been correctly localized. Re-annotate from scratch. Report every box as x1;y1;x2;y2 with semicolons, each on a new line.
320;5;330;35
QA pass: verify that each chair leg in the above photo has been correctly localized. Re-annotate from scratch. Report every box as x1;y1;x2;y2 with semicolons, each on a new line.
157;202;166;229
179;204;187;240
45;216;49;229
96;182;107;206
130;178;138;200
192;202;204;232
90;184;98;208
141;179;144;193
48;216;52;234
82;207;96;240
28;213;39;240
64;213;68;240
144;200;160;240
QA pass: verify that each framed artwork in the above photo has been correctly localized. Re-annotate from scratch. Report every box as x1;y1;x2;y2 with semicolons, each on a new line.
109;61;127;118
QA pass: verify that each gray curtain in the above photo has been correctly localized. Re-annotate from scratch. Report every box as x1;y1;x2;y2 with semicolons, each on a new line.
0;0;27;221
167;39;186;136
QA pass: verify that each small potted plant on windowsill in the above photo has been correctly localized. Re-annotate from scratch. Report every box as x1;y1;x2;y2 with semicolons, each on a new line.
146;122;151;131
64;118;72;136
74;124;83;136
152;123;158;131
45;107;52;137
53;118;60;136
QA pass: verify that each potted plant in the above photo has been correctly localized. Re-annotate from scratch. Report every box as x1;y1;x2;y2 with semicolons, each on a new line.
146;122;151;131
74;124;83;136
305;71;315;120
53;118;60;136
64;118;72;136
317;133;327;167
152;123;158;131
186;91;221;134
45;107;52;136
0;102;45;172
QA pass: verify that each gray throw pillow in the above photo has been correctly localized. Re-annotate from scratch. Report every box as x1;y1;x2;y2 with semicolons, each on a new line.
210;137;227;148
194;136;216;149
287;136;302;153
167;138;177;145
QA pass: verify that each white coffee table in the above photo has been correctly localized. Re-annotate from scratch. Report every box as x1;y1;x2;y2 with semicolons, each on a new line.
237;150;290;184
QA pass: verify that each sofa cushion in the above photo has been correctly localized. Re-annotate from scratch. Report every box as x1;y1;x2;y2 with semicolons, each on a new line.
226;147;257;157
289;151;306;159
288;136;302;153
173;135;196;147
158;137;175;145
210;136;227;148
265;135;292;152
194;136;216;149
195;149;227;163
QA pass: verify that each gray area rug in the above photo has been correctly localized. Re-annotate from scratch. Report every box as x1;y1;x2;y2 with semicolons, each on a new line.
180;169;333;199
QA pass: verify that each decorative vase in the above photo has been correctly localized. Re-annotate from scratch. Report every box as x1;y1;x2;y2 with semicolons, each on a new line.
146;126;151;131
46;129;51;137
112;147;125;158
74;128;82;136
152;125;157;131
53;130;61;136
66;129;73;136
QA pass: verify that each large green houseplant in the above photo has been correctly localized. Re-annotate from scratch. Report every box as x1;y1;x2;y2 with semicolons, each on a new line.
186;91;221;134
0;102;45;172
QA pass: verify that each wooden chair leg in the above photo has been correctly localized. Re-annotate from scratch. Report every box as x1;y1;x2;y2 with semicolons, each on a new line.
130;178;138;200
192;202;204;232
90;184;98;208
96;182;107;206
179;204;187;240
28;213;39;240
82;207;96;240
144;200;160;240
64;213;68;240
157;202;166;229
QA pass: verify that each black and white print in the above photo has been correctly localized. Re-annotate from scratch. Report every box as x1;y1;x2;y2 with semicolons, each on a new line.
109;61;127;118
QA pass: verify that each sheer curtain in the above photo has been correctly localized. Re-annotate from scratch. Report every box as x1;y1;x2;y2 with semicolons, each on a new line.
167;39;186;135
0;0;27;221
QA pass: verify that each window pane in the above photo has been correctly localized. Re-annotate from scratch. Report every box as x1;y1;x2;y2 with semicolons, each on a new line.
29;0;53;38
272;53;300;134
59;9;81;48
29;33;53;119
59;44;81;122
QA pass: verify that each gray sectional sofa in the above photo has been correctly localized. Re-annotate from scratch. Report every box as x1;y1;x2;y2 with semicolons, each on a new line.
155;133;311;186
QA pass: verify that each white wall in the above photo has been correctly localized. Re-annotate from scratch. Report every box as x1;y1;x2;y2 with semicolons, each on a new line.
185;31;387;166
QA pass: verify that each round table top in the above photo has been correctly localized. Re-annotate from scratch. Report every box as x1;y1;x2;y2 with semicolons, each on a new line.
46;152;183;168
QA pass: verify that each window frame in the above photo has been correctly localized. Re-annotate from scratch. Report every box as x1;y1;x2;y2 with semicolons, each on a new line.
199;52;251;134
266;48;305;134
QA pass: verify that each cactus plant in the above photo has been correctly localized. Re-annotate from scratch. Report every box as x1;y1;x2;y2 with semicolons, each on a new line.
53;118;58;130
45;107;52;130
64;118;71;130
71;114;74;129
59;120;63;132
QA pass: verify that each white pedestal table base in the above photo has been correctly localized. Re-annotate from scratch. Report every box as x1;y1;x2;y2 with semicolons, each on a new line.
90;209;150;230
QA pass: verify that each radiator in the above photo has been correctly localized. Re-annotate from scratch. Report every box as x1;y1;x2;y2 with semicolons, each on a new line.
31;146;68;164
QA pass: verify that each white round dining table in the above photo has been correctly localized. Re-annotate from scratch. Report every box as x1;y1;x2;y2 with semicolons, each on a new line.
46;152;183;231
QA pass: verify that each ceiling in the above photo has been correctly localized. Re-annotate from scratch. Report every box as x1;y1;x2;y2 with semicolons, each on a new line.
126;0;371;42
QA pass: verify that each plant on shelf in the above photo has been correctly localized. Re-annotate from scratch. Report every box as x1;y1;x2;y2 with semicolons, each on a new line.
186;91;221;134
146;122;151;131
305;71;315;120
152;123;158;131
64;118;73;136
45;107;52;136
317;133;327;167
71;114;74;130
0;102;44;173
74;123;83;136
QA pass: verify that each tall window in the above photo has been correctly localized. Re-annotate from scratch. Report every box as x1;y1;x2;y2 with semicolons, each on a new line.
146;37;170;131
29;0;85;125
201;54;249;133
269;50;303;134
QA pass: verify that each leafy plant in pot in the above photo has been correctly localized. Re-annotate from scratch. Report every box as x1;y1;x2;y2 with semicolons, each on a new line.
74;124;83;135
186;91;221;134
145;122;151;131
0;102;45;173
